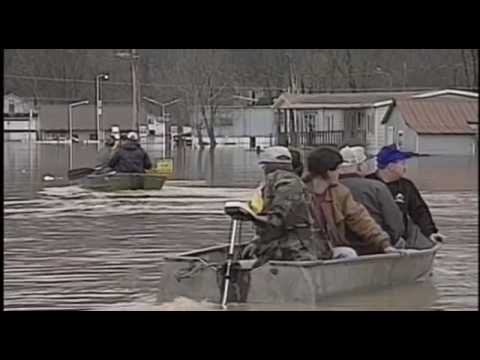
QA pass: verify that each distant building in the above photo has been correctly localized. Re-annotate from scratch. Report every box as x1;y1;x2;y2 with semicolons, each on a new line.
35;102;163;141
192;105;276;148
272;89;478;154
382;90;478;155
3;93;38;141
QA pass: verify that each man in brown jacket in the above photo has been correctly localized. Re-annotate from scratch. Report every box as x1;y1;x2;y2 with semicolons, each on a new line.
304;147;400;255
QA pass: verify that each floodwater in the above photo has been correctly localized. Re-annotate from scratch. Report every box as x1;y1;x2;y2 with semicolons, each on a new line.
3;142;478;311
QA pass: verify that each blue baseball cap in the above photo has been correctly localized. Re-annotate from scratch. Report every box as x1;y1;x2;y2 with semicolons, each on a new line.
376;144;414;169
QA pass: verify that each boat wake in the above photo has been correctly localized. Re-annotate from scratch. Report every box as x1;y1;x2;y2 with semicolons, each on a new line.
4;184;256;220
95;296;219;311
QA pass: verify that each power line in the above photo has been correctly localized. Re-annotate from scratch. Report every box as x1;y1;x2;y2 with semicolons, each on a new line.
4;74;287;91
4;74;130;86
5;74;475;95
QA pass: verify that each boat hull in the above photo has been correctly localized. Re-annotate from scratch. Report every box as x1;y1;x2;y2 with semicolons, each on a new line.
158;244;439;305
80;173;166;191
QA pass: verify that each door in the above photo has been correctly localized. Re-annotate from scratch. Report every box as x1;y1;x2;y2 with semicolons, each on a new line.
386;126;394;145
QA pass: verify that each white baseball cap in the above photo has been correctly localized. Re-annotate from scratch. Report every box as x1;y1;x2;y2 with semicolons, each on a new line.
127;131;138;141
339;146;370;166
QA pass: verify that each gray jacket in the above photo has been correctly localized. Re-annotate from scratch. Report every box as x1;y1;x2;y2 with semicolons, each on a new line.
340;174;404;247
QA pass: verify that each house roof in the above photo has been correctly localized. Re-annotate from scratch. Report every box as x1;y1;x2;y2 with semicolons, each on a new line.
272;89;479;109
391;99;478;134
412;89;478;99
273;91;420;109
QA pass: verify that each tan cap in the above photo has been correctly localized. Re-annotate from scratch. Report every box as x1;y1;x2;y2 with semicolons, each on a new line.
258;146;292;164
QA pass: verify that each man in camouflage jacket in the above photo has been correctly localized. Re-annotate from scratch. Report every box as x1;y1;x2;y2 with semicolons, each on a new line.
242;147;317;264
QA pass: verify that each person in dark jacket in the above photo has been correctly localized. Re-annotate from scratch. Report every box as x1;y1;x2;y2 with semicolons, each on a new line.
338;146;405;251
108;132;152;173
366;144;444;245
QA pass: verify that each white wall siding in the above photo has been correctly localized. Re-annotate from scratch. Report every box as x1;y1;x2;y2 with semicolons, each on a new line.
4;119;37;131
385;109;418;151
4;132;37;141
418;134;477;155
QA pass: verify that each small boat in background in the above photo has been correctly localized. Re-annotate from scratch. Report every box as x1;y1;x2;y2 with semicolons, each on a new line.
80;173;167;191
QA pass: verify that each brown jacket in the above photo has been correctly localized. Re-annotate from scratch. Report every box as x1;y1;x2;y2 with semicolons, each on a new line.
305;178;391;254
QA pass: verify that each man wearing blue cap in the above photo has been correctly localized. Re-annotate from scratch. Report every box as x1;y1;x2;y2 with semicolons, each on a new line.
367;144;445;246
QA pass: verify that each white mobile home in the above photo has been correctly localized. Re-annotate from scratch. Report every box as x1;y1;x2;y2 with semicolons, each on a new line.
272;89;478;154
3;93;38;141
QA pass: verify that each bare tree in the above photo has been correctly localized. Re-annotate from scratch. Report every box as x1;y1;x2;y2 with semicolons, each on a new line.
5;49;477;108
162;49;235;148
461;49;479;89
471;49;478;88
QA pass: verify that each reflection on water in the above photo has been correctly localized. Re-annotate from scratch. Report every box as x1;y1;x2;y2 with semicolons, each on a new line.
3;143;478;310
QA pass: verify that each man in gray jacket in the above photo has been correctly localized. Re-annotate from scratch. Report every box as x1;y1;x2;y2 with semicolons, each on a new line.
338;146;406;252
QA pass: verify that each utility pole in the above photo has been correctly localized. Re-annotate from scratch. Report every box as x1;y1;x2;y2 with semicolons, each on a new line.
131;49;139;133
115;49;140;133
95;73;109;144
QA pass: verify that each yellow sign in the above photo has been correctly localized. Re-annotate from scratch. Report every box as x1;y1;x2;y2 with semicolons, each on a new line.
150;158;174;178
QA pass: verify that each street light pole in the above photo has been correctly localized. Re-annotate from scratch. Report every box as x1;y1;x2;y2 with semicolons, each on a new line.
95;73;109;144
162;104;166;158
232;95;259;103
376;67;393;89
115;50;140;133
69;105;73;144
96;77;99;141
142;96;181;158
131;50;138;133
68;100;89;169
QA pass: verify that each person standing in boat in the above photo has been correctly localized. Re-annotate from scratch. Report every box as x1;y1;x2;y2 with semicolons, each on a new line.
107;132;152;173
241;146;320;264
338;146;406;253
95;135;119;171
366;144;443;248
304;147;400;256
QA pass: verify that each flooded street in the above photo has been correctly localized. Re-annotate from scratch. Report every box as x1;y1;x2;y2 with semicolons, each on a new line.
3;142;478;310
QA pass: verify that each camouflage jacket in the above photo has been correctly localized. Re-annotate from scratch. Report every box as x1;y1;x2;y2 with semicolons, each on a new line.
254;169;312;246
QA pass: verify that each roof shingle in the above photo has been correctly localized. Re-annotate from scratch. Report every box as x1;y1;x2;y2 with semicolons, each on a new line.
394;99;478;134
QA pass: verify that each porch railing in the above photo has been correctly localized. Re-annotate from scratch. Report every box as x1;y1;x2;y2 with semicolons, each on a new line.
279;130;366;147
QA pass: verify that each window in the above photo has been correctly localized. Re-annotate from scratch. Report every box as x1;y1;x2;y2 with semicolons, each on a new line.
326;114;334;131
356;112;363;130
303;112;317;133
8;100;15;114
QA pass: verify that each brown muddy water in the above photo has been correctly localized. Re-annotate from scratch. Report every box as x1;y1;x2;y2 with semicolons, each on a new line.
3;142;478;310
